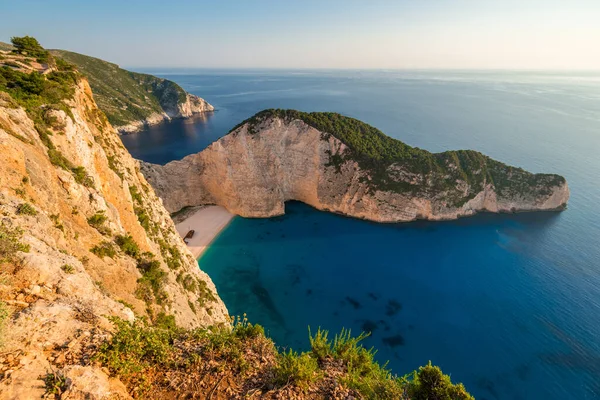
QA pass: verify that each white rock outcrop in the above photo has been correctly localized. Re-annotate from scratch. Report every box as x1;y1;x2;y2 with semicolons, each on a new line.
141;116;569;222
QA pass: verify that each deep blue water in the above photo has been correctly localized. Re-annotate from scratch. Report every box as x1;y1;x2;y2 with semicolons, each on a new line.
123;69;600;399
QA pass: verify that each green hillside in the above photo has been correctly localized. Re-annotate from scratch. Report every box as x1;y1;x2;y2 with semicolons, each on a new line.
0;41;14;51
49;49;189;128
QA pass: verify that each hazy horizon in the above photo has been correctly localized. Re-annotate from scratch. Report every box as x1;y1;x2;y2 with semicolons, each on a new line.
2;0;599;70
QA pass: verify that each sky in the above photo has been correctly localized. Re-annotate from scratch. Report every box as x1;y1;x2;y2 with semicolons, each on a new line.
1;0;599;70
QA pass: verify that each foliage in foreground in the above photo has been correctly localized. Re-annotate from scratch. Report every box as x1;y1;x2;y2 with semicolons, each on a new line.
96;316;473;399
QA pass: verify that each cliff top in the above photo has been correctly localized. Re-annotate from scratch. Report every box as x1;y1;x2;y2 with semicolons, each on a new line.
49;49;193;128
234;109;566;203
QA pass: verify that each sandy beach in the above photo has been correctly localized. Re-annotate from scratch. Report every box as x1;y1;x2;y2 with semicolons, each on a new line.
175;205;234;259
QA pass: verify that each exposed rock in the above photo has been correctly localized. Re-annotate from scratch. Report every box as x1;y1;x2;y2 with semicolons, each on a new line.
48;49;214;135
141;112;569;222
0;69;227;397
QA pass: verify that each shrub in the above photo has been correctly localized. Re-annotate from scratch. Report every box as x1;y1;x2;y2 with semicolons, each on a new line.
95;317;472;399
1;223;31;263
41;372;67;397
232;314;265;340
154;312;177;331
95;317;175;377
115;234;140;258
16;202;37;216
310;327;405;399
136;257;167;305
129;185;143;204
134;206;150;231
71;166;94;187
272;350;319;389
90;241;116;258
61;264;75;274
50;214;64;232
87;211;110;235
405;362;474;400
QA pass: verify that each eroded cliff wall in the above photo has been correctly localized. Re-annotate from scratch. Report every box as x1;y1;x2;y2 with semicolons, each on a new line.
0;78;227;399
142;115;569;222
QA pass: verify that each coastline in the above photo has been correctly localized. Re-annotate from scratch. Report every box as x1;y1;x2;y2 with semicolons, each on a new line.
174;205;234;259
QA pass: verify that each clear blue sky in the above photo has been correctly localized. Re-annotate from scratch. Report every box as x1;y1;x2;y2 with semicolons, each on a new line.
1;0;599;69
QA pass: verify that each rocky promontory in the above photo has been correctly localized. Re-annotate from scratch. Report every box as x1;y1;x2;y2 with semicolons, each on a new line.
142;109;569;222
48;49;214;134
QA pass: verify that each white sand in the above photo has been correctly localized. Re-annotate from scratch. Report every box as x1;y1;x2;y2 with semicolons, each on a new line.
175;205;234;259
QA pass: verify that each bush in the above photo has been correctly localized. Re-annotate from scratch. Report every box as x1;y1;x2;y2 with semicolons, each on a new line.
0;223;30;263
87;211;110;235
136;258;167;305
95;317;472;399
61;264;75;274
16;202;37;216
134;206;151;231
115;234;140;258
405;362;474;400
272;350;319;389
41;372;67;397
71;166;94;187
310;327;405;399
95;317;175;378
90;241;116;258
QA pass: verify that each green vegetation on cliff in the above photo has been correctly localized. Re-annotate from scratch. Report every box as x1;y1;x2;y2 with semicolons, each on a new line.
49;49;190;128
236;109;566;205
0;37;100;189
96;316;473;399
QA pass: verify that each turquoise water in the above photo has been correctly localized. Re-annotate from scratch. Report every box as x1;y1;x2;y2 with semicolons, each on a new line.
123;70;600;399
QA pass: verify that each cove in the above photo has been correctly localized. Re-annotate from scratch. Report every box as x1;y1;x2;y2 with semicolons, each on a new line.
200;201;599;400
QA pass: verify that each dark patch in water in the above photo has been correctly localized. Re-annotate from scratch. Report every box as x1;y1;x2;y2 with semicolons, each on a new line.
476;377;499;400
408;324;415;330
287;264;307;286
361;320;378;334
345;297;362;309
515;364;530;381
280;234;286;238
251;284;286;328
368;292;379;301
385;299;402;316
382;334;405;347
333;311;339;317
378;320;391;331
266;231;271;235
306;289;313;296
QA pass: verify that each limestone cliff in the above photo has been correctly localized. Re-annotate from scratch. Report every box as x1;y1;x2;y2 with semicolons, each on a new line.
0;52;227;398
141;110;569;222
48;49;214;134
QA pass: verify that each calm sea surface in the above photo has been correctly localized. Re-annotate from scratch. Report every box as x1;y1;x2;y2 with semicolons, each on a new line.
122;69;600;399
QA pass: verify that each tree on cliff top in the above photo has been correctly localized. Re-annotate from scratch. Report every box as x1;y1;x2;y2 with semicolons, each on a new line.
11;36;50;63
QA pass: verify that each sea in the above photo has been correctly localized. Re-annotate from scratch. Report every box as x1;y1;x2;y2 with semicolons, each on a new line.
121;69;600;399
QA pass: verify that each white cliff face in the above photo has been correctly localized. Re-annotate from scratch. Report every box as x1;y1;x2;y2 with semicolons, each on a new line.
0;79;227;399
177;93;214;117
141;117;569;222
115;94;214;134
